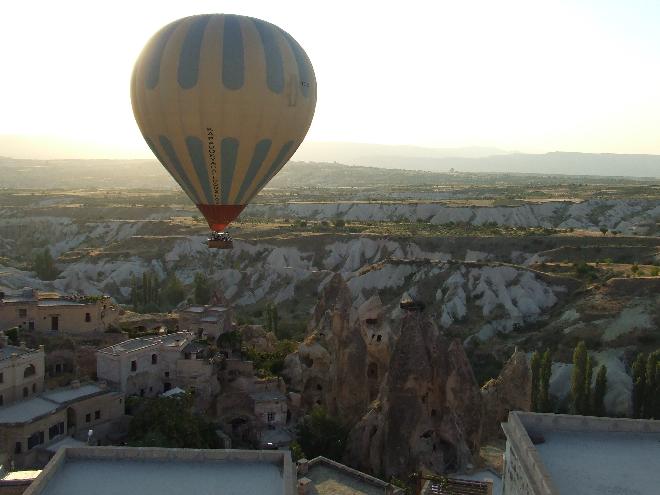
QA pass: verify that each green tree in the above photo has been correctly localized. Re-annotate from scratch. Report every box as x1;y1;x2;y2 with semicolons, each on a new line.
600;226;608;236
592;365;607;417
264;303;279;334
584;355;594;414
194;272;211;305
297;406;349;462
530;351;541;412
539;349;553;413
571;341;588;415
32;248;59;280
161;274;185;309
632;353;647;418
643;351;659;419
128;393;218;448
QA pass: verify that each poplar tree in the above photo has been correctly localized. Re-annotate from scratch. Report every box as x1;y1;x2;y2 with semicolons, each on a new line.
644;351;659;419
539;349;553;413
632;353;646;418
571;341;588;415
584;355;594;415
592;365;608;417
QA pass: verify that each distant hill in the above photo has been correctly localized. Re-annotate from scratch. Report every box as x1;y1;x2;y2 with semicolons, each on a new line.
0;153;657;190
292;141;508;163
295;143;660;178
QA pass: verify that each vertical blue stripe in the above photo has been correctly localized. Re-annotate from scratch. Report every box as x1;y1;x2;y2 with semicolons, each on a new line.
145;22;179;89
280;30;312;97
252;19;284;93
234;139;272;204
143;136;195;199
222;15;244;90
220;138;239;204
178;15;212;89
185;136;214;204
253;141;294;195
158;136;199;202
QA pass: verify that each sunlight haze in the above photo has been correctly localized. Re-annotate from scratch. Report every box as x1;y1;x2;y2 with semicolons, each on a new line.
2;0;660;159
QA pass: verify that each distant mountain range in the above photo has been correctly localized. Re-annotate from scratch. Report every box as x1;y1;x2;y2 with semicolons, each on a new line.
293;142;660;178
0;145;658;190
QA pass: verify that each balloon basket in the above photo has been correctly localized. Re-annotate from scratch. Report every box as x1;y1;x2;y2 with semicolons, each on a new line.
208;232;233;249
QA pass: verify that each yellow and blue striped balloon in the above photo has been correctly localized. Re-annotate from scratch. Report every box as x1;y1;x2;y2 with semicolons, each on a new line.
131;14;316;231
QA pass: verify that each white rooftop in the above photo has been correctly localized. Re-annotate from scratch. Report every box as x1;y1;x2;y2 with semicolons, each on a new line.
535;430;660;495
42;384;103;404
161;387;185;397
250;391;287;402
0;397;58;424
30;448;292;495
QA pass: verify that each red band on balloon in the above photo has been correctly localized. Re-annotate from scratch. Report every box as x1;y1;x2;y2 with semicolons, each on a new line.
197;204;246;231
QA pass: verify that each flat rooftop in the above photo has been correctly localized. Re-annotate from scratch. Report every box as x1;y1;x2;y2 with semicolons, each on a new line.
304;457;393;495
0;397;58;424
42;384;104;404
506;412;660;495
0;345;33;360
26;447;293;495
0;384;113;424
98;332;190;354
535;430;660;495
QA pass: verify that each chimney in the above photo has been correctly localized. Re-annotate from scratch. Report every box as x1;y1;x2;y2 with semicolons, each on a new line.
71;380;81;389
296;458;309;476
297;477;312;495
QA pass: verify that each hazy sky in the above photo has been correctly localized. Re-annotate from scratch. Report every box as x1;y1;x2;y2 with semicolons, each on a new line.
2;0;660;158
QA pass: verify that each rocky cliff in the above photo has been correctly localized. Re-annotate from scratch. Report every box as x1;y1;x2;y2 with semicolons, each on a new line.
345;315;483;478
480;349;531;440
284;270;485;477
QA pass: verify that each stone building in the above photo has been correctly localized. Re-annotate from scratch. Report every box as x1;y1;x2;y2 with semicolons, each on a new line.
502;411;660;495
96;332;218;401
0;288;118;334
178;304;232;340
0;344;124;470
0;336;45;406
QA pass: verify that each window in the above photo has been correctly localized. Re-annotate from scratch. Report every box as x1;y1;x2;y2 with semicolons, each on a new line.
0;372;3;383
14;442;21;454
27;431;44;450
85;313;91;322
28;321;34;330
0;395;3;406
32;383;36;393
24;364;36;378
130;360;137;372
18;308;27;318
151;354;158;365
164;371;170;378
267;412;275;423
85;413;91;423
49;422;64;439
94;410;101;420
23;387;28;398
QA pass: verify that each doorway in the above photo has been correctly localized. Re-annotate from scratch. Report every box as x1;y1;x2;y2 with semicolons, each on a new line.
51;316;59;331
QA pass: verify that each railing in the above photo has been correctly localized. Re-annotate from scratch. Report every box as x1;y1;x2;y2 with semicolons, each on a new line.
424;478;492;495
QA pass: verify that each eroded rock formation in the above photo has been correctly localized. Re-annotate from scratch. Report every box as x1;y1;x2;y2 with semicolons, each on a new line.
346;314;483;478
284;273;484;478
480;349;531;440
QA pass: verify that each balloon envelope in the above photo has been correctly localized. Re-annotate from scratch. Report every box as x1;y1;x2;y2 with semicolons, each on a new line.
131;14;316;231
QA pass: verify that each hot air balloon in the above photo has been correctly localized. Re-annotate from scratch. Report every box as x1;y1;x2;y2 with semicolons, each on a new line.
131;14;316;248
